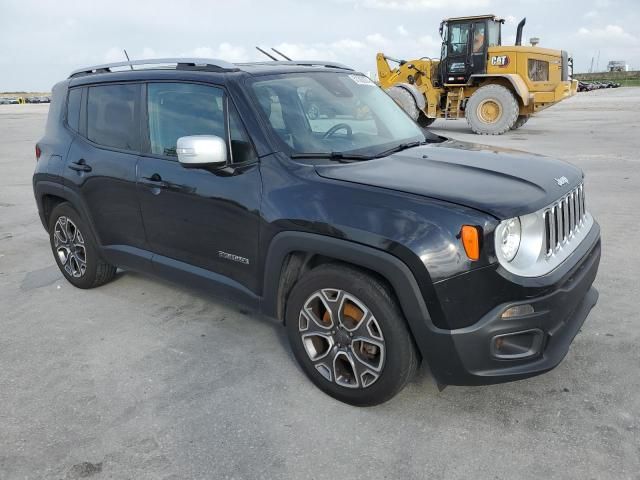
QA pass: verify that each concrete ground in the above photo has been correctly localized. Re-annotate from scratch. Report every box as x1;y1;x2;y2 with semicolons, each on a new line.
1;89;638;480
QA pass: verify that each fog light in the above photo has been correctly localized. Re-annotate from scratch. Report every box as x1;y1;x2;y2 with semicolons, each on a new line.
491;329;543;360
501;304;534;319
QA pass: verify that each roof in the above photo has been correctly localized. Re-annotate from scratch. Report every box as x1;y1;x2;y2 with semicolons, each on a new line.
68;58;354;79
444;14;504;23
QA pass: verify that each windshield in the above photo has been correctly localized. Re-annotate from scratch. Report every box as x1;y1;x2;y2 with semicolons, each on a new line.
250;72;425;157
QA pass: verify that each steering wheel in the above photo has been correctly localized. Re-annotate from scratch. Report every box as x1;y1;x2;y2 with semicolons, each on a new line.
322;123;352;139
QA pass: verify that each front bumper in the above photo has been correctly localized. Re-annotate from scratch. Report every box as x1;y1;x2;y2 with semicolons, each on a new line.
427;222;601;386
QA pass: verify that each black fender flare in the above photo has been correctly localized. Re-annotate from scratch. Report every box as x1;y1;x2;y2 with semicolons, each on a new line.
260;231;460;374
33;181;101;244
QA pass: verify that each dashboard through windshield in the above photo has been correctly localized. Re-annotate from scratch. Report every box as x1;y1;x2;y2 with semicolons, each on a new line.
250;72;426;158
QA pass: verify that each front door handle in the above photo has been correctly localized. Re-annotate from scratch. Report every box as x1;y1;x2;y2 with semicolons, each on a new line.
141;174;168;189
68;159;92;172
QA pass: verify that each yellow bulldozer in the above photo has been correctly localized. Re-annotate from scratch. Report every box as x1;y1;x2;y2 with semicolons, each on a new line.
376;15;578;134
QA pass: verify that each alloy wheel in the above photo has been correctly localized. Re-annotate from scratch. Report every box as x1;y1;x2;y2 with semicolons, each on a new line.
53;216;87;278
477;98;502;124
298;288;385;389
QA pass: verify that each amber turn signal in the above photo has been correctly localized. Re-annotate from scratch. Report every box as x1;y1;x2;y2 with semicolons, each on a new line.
461;225;481;261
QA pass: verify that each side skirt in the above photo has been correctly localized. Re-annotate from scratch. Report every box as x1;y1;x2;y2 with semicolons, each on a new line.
101;245;260;310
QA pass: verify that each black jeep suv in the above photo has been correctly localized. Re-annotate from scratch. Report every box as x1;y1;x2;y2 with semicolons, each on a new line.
33;58;600;405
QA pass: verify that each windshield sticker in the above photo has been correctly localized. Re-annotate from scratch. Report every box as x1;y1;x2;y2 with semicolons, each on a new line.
349;74;376;86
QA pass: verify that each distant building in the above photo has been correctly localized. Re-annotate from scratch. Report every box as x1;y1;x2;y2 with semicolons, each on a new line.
607;60;628;72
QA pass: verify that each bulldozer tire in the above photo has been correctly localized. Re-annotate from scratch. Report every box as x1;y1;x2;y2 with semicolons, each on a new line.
417;113;436;128
465;84;519;135
386;86;420;121
511;115;530;130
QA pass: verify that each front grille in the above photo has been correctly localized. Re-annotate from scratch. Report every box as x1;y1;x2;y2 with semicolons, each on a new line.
542;184;586;256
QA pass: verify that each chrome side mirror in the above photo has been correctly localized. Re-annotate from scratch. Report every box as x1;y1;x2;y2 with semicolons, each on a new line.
176;135;227;167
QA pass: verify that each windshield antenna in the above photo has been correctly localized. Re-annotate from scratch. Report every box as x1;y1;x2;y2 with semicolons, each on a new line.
123;49;133;70
271;47;292;61
255;46;278;61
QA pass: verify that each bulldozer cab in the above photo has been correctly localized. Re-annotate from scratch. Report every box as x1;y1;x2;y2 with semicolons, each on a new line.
439;15;503;85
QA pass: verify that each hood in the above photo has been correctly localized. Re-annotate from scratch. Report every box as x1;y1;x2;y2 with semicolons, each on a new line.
314;139;583;219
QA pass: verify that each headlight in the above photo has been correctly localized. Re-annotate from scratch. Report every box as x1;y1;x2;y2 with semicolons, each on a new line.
496;217;521;262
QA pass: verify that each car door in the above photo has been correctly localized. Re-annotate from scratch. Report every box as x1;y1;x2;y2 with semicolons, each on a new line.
137;82;262;294
64;83;148;255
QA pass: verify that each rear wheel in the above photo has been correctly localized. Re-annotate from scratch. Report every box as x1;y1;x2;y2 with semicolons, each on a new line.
511;115;530;130
465;84;519;135
49;203;117;289
285;264;418;406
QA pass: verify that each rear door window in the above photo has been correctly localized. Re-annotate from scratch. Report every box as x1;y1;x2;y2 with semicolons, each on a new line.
87;84;140;151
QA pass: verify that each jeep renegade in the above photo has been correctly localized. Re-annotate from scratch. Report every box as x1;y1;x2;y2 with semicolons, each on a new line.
33;58;600;405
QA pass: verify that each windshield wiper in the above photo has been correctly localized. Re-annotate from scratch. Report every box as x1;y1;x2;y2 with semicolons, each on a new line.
290;152;374;162
375;140;428;158
290;140;428;162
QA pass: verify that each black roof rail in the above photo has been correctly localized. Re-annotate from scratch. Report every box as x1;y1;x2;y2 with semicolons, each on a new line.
237;60;355;71
68;58;238;78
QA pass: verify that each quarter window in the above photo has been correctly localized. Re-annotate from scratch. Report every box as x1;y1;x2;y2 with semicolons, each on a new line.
66;88;82;132
87;84;140;150
228;103;258;164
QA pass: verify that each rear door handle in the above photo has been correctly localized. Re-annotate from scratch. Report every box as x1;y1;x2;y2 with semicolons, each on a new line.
68;159;92;172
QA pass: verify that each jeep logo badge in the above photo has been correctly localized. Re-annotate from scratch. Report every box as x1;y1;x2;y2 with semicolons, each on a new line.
555;176;569;186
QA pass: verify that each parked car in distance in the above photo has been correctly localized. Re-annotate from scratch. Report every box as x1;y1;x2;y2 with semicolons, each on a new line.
33;58;601;405
25;95;51;104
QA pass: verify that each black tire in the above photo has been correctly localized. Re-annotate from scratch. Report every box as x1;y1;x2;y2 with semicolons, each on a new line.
48;202;117;289
511;115;530;130
386;86;420;120
465;84;519;135
285;264;418;406
417;113;436;128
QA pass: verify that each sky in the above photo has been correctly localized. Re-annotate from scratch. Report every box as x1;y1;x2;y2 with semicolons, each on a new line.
1;0;639;91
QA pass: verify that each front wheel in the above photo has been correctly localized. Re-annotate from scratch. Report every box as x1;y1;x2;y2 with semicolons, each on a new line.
285;264;418;406
465;84;519;135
